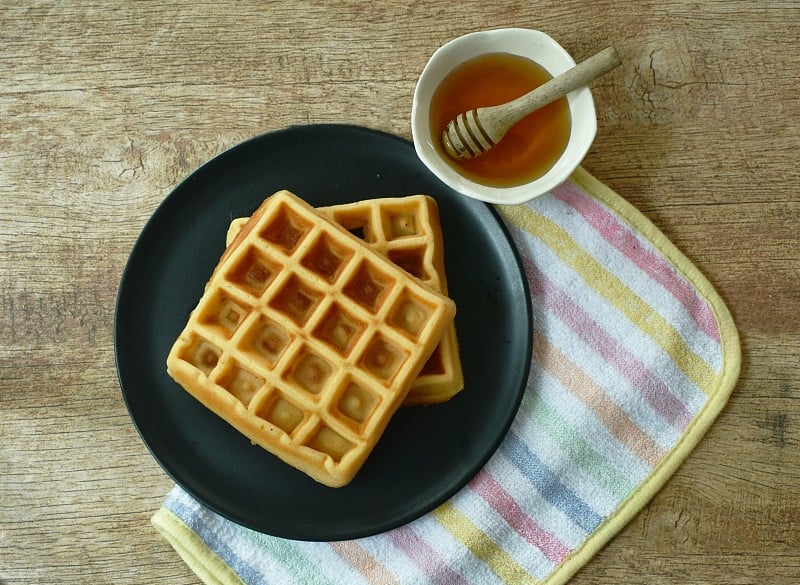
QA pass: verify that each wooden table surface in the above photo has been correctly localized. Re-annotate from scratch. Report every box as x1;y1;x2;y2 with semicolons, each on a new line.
1;2;798;583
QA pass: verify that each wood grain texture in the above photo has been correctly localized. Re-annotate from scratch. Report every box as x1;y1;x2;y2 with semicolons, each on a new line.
1;1;798;583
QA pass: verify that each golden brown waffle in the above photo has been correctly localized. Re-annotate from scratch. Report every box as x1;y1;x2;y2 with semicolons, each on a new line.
226;195;464;405
167;190;457;487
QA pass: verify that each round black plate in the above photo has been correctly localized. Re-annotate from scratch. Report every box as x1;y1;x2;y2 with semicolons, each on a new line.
115;124;532;541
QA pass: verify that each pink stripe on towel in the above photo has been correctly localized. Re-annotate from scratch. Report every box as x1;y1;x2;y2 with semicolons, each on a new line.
470;469;571;564
388;525;470;585
554;182;720;342
525;258;694;431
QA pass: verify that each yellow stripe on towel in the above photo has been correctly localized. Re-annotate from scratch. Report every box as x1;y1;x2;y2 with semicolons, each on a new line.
433;501;539;585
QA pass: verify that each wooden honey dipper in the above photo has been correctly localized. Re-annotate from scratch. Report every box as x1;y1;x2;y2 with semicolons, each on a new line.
441;46;621;160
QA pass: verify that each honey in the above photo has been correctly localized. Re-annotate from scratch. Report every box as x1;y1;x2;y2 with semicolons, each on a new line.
430;52;572;188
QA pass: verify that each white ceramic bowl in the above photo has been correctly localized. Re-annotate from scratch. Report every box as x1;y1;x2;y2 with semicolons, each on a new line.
411;28;597;205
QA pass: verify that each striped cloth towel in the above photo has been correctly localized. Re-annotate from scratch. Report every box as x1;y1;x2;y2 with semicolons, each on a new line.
152;167;740;585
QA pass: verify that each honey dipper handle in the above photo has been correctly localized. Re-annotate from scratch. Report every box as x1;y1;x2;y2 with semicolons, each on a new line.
477;47;622;143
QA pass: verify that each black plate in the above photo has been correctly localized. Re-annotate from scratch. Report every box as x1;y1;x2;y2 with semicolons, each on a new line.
115;124;532;541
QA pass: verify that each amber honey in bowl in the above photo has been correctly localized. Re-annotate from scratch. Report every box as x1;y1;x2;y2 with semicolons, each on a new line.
429;52;571;188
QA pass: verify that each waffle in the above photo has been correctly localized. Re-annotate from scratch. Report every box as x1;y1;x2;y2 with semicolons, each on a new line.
226;195;464;405
167;190;457;487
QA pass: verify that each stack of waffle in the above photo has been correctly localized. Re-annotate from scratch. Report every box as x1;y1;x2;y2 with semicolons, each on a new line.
167;191;462;487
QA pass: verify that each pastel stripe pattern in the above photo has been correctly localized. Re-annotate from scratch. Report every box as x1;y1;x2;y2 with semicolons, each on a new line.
152;167;740;585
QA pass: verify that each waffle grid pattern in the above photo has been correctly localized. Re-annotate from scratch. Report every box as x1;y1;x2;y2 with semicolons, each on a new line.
226;195;464;405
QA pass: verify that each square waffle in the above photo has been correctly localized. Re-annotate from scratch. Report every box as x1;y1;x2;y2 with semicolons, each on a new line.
167;190;457;487
226;195;464;405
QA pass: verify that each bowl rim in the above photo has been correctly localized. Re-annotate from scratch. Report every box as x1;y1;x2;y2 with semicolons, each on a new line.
411;28;598;205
